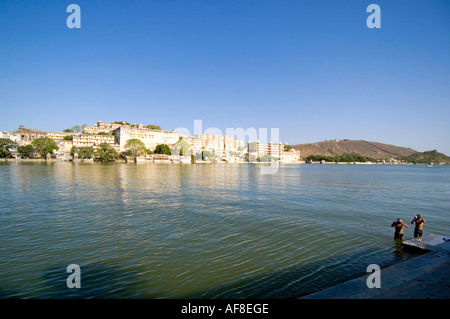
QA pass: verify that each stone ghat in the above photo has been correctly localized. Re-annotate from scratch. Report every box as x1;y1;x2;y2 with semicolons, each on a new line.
302;234;450;299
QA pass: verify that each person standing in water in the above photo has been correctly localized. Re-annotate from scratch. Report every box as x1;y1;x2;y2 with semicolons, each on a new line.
411;214;426;238
391;218;409;240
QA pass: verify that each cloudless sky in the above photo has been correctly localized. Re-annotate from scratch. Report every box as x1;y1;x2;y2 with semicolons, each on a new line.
1;0;449;154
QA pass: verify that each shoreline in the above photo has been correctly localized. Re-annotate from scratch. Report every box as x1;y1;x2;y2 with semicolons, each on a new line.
2;158;446;165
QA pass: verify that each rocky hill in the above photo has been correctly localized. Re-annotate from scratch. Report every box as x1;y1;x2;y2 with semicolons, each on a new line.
402;150;450;164
291;140;418;160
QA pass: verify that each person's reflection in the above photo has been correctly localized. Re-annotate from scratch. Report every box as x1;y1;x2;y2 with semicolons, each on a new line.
393;242;406;259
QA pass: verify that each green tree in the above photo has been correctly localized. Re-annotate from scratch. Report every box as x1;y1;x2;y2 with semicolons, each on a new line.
31;137;59;158
71;146;94;159
94;143;119;162
113;121;130;125
71;125;81;133
284;144;292;151
63;135;73;141
305;153;376;163
146;124;161;130
154;144;171;155
0;138;18;158
70;146;78;158
402;150;450;164
259;155;278;162
80;147;94;159
172;140;191;156
124;138;146;157
63;128;74;133
201;149;211;160
17;145;35;158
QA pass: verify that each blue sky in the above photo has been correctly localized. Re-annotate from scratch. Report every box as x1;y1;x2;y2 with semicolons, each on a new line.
1;0;449;154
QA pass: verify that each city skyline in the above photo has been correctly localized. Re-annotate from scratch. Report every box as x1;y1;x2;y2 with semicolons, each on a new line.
1;1;449;154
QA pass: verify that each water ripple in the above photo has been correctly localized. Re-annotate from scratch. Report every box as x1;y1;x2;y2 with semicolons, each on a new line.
1;163;449;298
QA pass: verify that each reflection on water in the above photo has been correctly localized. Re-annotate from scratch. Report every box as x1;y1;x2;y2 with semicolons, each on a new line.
0;162;449;298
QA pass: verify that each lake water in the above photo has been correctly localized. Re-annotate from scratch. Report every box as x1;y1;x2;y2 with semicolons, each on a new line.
0;162;449;299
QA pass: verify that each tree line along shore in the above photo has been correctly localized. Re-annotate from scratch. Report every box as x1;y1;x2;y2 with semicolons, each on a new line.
0;136;175;162
1;136;449;165
305;150;450;165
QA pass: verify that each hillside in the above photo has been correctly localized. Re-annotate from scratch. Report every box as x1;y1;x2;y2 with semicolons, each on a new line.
291;140;418;160
402;150;450;165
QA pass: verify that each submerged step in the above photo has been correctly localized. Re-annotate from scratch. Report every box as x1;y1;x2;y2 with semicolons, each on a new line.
402;234;450;252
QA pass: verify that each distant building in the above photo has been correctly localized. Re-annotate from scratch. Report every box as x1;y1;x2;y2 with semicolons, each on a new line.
11;124;121;158
280;148;301;163
72;134;120;152
183;136;203;153
13;125;79;144
248;141;300;162
15;125;47;145
1;131;21;144
248;141;282;159
56;140;75;160
47;131;79;141
189;133;244;153
7;122;299;163
183;133;245;161
113;124;180;152
79;121;181;152
82;120;123;135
